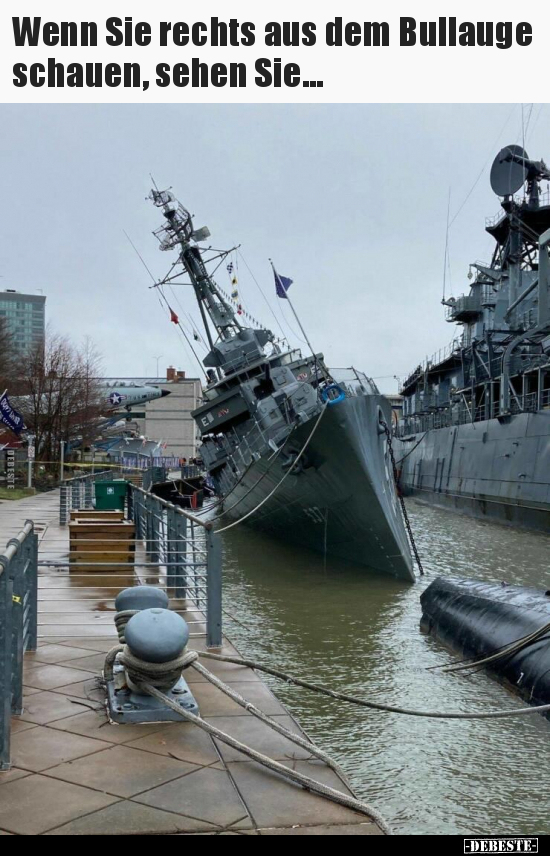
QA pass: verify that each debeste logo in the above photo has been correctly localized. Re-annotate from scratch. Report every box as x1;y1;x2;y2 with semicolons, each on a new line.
464;840;538;853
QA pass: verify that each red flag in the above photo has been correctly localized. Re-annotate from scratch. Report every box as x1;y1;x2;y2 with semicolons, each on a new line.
169;307;179;324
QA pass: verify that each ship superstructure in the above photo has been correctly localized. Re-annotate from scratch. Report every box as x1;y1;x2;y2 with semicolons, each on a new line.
396;145;550;531
149;188;415;580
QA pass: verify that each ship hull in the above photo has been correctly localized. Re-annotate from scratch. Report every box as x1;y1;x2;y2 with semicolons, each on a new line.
215;395;415;581
395;411;550;533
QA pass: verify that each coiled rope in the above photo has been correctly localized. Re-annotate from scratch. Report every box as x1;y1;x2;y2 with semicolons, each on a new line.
114;610;138;643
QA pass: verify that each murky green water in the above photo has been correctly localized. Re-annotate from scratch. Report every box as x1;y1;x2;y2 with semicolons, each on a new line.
219;501;550;835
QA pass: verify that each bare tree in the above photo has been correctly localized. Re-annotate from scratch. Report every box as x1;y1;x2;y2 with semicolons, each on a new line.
16;329;104;466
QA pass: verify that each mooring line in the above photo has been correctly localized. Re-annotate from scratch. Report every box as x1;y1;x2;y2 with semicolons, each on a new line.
198;650;550;719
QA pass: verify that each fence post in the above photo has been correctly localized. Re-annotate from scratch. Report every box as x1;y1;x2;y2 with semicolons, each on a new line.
169;510;187;600
59;483;67;525
84;477;93;508
9;540;24;717
134;490;143;540
150;499;160;564
145;495;154;560
0;559;13;770
206;528;222;649
26;528;38;653
71;480;79;512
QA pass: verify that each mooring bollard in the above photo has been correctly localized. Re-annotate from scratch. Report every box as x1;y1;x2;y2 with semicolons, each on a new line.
114;585;170;642
105;593;199;723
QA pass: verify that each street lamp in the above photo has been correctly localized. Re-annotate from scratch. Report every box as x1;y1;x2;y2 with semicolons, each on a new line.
154;355;163;378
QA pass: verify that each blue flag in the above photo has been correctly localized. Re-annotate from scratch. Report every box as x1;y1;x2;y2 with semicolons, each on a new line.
0;391;26;435
274;269;293;299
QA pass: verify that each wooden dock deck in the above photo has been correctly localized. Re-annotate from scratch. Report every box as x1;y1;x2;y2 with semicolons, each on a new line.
0;489;384;836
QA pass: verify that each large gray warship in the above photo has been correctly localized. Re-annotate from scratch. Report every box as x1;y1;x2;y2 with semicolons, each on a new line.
395;145;550;532
149;188;415;580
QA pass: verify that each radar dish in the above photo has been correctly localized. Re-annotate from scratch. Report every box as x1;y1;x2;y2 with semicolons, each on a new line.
490;145;528;197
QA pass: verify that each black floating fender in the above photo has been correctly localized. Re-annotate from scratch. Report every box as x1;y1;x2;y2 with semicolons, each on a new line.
421;576;550;711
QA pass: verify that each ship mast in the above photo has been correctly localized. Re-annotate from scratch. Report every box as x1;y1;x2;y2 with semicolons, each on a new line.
150;188;244;359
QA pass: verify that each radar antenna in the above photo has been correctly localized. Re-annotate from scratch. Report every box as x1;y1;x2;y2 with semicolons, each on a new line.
490;144;550;208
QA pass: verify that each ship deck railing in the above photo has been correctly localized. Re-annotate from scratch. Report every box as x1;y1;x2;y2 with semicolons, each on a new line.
485;190;550;229
400;338;462;389
397;388;550;435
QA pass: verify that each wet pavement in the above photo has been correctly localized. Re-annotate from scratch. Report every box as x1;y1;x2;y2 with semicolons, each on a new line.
0;490;383;836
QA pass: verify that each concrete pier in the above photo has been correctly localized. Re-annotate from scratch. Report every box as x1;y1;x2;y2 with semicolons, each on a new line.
0;490;384;836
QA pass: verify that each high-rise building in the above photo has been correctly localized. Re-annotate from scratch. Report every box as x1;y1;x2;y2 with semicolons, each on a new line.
0;290;46;356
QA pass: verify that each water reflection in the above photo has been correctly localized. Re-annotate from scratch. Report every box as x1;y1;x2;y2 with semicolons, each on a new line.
220;501;550;835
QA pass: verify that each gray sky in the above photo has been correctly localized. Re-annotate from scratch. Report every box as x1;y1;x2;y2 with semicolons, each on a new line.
1;103;548;391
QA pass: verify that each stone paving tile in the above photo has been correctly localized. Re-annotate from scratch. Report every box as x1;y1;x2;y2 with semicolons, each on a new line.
49;678;104;701
36;625;118;638
125;723;222;767
226;760;367;829
10;725;111;772
10;718;38;733
184;830;259;835
191;681;286;717
47;744;197;798
134;765;253;829
50;709;167;745
23;663;95;690
0;830;13;834
208;714;314;764
0;774;118;835
59;652;109;673
25;644;98;664
44;800;218;835
185;659;262;684
0;767;32;785
42;637;119;652
258;823;383;835
20;690;100;724
38;601;114;613
39;614;113;625
192;638;240;655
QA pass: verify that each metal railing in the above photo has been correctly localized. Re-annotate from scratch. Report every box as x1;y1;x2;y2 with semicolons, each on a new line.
58;472;222;648
0;521;38;770
397;388;550;435
128;486;221;648
59;469;122;524
401;338;462;389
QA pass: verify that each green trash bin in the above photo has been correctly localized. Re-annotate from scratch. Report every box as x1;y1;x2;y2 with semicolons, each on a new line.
94;479;128;511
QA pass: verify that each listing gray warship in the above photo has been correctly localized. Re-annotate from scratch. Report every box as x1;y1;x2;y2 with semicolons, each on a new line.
149;188;415;580
395;145;550;532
